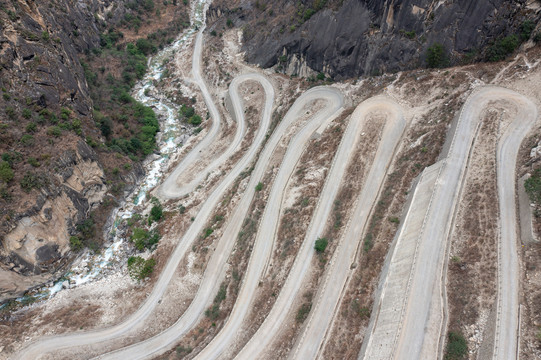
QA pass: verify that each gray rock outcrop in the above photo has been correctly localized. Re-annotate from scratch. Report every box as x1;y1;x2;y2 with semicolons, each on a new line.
220;0;540;79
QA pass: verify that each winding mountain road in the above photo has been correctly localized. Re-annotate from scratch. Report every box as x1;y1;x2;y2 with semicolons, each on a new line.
359;86;537;360
235;97;404;359
14;2;538;357
193;88;343;360
99;87;343;360
493;88;537;360
155;20;244;199
14;23;275;360
290;97;405;359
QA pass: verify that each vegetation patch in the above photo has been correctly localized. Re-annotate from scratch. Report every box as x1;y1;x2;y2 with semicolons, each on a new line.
525;168;541;206
426;43;447;68
314;237;328;253
127;256;156;281
296;302;312;323
130;228;160;251
205;282;227;320
444;331;468;360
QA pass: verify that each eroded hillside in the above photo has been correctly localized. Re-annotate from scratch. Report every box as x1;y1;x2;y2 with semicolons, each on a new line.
0;0;190;301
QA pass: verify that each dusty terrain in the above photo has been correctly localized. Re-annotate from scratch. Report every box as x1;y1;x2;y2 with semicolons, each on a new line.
3;7;541;360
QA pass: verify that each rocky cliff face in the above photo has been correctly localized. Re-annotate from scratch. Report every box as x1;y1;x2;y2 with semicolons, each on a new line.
210;0;540;78
0;0;147;301
0;140;107;300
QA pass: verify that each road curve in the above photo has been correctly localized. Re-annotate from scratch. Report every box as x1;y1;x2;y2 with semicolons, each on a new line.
99;87;344;360
358;86;536;360
493;89;537;360
193;88;344;360
155;20;242;200
290;97;405;359
15;61;275;360
235;97;404;359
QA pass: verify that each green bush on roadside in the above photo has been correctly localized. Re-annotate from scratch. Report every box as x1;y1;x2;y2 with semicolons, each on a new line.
314;237;328;253
444;331;468;360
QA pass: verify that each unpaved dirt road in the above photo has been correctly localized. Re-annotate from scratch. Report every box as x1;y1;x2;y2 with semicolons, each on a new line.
360;86;537;360
14;25;276;360
14;7;539;360
98;87;344;360
290;97;405;360
156;23;228;199
235;97;404;360
493;89;537;360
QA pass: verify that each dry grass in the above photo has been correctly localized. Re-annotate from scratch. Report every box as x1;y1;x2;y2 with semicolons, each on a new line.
321;71;467;358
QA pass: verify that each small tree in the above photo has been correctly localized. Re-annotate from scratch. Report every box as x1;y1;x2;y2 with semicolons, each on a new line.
127;256;156;281
0;161;14;183
70;236;84;251
189;114;202;125
314;237;328;253
426;43;446;68
255;182;263;191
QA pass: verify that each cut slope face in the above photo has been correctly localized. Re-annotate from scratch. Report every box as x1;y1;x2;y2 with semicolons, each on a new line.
361;87;538;360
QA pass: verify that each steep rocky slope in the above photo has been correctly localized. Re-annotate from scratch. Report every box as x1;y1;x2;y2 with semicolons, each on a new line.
210;0;540;78
0;0;188;302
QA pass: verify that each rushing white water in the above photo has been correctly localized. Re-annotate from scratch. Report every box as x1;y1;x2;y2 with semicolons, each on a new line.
11;0;212;305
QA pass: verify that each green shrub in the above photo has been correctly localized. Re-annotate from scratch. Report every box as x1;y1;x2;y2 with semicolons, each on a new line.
314;237;328;253
388;216;400;224
303;8;315;21
70;236;84;251
20;134;34;146
26;122;37;133
47;126;62;137
364;233;374;252
22;108;32;119
20;172;47;192
136;38;157;55
71;118;81;132
296;303;312;323
0;185;11;201
317;72;325;81
28;157;40;167
214;283;226;303
127;256;156;280
205;282;227;319
180;105;195;118
204;228;214;238
189;114;202;125
226;19;233;28
525;168;541;204
5;106;16;120
520;20;535;41
444;331;468;360
131;227;160;251
486;35;519;62
255;182;263;191
41;31;50;41
534;32;541;43
400;29;416;39
0;161;14;183
149;200;163;223
426;43;446;68
60;107;71;121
